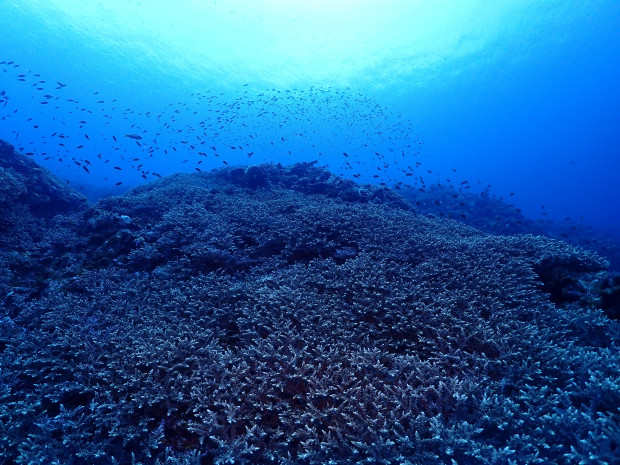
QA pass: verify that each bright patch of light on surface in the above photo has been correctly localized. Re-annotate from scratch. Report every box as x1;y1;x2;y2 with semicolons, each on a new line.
18;0;535;89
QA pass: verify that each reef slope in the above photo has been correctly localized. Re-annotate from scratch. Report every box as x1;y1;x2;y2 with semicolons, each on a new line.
1;144;619;464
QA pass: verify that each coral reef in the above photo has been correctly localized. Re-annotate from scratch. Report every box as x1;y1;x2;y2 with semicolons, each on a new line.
0;141;88;302
0;140;87;241
400;183;620;271
1;144;619;464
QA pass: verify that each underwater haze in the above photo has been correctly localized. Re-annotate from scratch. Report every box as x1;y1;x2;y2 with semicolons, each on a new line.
3;2;620;464
2;0;619;238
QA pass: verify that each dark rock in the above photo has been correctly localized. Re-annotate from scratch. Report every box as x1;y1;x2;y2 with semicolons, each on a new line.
598;273;620;319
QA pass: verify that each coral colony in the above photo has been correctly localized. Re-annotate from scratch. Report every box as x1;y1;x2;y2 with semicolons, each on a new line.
1;140;619;464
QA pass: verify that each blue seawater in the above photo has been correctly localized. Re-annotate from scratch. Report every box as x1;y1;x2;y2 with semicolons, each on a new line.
2;1;619;242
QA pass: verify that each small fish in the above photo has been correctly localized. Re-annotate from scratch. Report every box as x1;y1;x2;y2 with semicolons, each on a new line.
125;134;142;140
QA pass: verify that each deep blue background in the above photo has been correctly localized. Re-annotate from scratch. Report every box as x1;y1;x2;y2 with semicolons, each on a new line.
1;0;619;239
